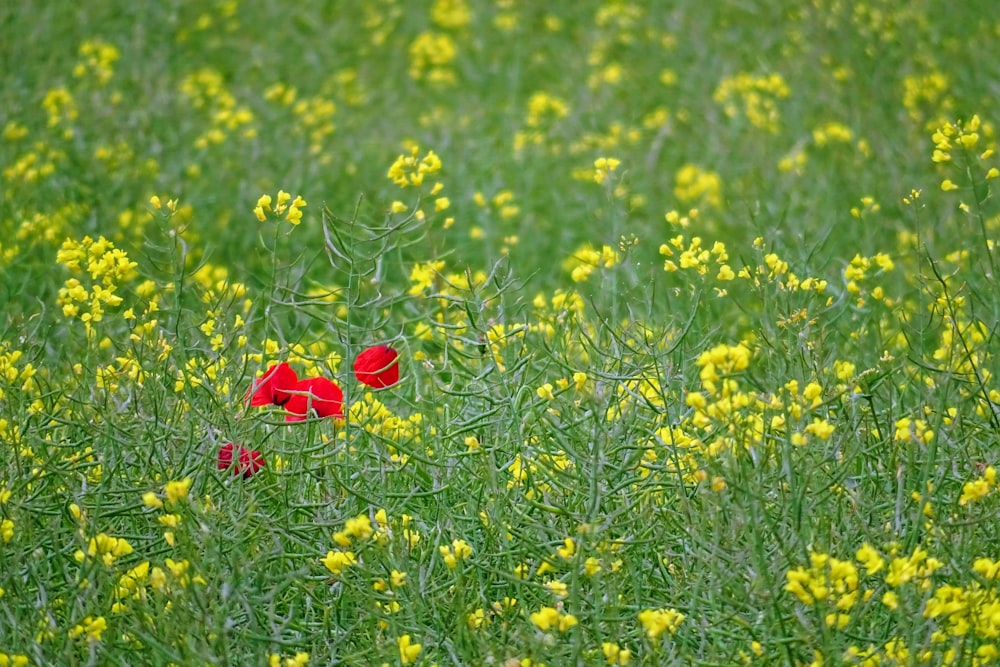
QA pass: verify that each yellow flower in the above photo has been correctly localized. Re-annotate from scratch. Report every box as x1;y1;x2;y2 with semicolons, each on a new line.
439;539;473;569
545;580;568;598
855;543;884;574
163;478;191;504
638;607;685;639
536;383;555;400
594;157;622;183
602;642;631;665
398;634;422;665
321;551;357;575
530;606;560;631
69;616;107;642
557;537;575;559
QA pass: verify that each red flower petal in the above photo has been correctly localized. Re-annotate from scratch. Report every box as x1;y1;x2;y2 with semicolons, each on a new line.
237;447;265;478
218;443;265;478
218;442;235;471
245;363;298;407
284;377;344;422
353;345;400;388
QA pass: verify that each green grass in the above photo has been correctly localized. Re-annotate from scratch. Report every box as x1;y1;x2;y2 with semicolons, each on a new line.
2;1;1000;665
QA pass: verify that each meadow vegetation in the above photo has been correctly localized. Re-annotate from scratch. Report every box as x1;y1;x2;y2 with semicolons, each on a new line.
1;1;1000;665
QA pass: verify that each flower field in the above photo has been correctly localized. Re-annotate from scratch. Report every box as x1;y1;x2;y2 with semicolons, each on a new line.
2;1;1000;665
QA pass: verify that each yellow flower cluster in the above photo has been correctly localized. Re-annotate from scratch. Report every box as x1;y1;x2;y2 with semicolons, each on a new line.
892;416;934;445
530;605;578;632
397;634;422;665
56;235;137;331
960;466;997;505
932;114;999;194
713;72;790;133
348;393;426;463
255;190;307;225
637;607;685;639
68;615;107;642
602;641;632;665
42;87;78;130
3;144;65;185
408;31;457;84
179;68;256;147
431;0;471;30
812;121;854;147
514;92;570;153
268;652;310;667
387;146;443;188
659;235;733;282
0;342;37;402
784;551;860;628
563;242;619;283
320;550;357;576
439;538;473;568
674;164;722;208
593;157;621;184
902;70;951;125
73;39;120;86
333;513;374;547
74;532;134;567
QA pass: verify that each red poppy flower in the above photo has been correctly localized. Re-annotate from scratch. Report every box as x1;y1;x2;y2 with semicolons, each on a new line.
284;377;344;422
245;363;299;407
218;443;265;479
353;345;400;388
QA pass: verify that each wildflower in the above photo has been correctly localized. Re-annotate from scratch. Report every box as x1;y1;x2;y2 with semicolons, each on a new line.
334;513;374;545
68;616;107;642
218;443;265;479
638;607;685;639
545;580;569;598
603;642;632;665
856;543;885;574
321;550;356;575
246;363;298;407
284;377;344;421
530;606;577;632
353;345;400;388
530;606;560;631
593;157;621;184
398;634;422;665
557;537;575;559
439;539;473;568
164;478;192;504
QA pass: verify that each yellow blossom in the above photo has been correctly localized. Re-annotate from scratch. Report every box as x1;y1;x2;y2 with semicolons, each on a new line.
163;478;191;504
398;634;422;665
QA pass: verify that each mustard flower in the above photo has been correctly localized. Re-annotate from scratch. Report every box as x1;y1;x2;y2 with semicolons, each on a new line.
164;478;191;504
321;551;357;575
398;635;422;665
638;607;685;639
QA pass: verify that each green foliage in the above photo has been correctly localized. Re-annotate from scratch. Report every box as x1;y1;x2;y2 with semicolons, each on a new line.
2;1;1000;665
